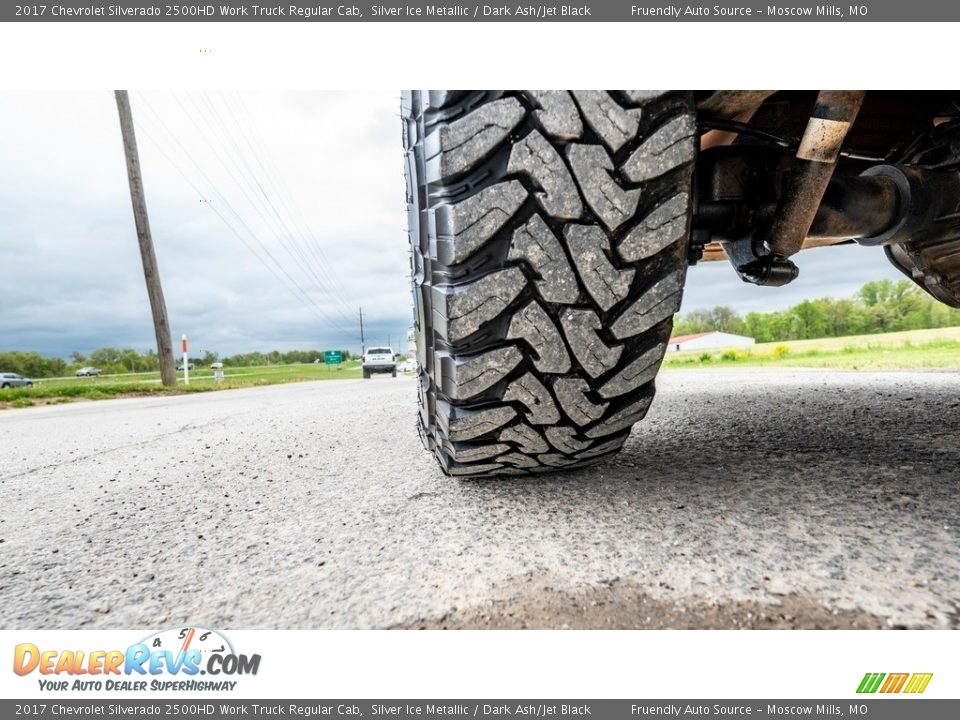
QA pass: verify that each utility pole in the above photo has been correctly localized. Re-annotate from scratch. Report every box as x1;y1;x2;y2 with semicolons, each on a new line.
115;90;177;388
359;307;366;354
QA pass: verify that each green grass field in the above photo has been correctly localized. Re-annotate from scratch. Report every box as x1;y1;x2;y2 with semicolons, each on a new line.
0;361;368;408
662;326;960;371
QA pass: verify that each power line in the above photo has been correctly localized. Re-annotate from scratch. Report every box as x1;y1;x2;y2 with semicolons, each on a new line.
131;99;354;333
136;91;368;341
227;92;357;307
190;92;343;306
220;91;349;302
135;118;340;329
188;91;360;329
166;91;357;334
193;92;324;284
221;91;359;323
179;93;323;282
225;91;346;288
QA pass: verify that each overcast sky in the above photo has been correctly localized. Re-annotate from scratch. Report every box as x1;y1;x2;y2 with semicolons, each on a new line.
0;91;904;359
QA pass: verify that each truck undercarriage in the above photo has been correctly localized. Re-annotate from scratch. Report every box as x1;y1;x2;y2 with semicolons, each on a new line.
693;90;960;307
403;90;960;476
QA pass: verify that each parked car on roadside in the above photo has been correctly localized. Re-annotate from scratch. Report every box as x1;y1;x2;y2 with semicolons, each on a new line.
177;363;195;371
0;373;34;388
75;367;102;377
399;358;417;373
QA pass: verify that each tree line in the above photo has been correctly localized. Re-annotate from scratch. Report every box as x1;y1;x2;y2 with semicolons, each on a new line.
673;279;960;343
0;348;354;379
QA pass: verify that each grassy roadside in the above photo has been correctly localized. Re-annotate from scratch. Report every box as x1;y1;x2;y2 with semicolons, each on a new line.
662;326;960;371
0;361;367;409
4;326;958;410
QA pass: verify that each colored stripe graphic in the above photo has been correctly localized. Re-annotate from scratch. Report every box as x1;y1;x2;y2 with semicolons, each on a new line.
904;673;934;694
857;673;885;693
880;673;908;693
857;672;932;694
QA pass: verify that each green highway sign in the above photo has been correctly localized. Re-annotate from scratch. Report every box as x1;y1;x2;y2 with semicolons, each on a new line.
324;350;343;364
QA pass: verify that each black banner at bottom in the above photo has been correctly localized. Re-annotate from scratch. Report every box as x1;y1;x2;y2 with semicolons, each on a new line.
1;700;956;720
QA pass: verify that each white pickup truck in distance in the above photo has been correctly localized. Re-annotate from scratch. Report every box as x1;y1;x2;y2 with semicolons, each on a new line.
362;347;396;379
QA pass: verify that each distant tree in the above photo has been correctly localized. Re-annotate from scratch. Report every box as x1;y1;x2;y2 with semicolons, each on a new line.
790;300;827;339
119;348;144;373
0;351;66;378
672;308;714;335
89;347;124;367
710;306;741;333
673;279;960;343
142;349;159;371
858;279;896;307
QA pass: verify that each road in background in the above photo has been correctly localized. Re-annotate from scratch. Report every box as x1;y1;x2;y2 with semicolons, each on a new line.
1;369;958;629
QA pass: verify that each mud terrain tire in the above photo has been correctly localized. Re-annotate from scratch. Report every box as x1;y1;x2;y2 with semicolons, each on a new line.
403;91;696;476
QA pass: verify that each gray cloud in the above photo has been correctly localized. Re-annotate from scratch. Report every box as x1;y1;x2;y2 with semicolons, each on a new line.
0;90;411;358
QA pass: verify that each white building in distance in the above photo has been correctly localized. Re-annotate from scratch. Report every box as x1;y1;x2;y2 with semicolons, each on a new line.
667;331;756;352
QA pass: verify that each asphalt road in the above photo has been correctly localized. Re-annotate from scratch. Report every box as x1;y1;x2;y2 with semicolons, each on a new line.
1;369;958;629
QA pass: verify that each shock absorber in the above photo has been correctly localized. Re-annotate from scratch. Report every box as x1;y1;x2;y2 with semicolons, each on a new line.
737;91;867;286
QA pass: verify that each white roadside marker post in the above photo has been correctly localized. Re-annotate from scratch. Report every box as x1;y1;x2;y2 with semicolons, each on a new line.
182;334;189;385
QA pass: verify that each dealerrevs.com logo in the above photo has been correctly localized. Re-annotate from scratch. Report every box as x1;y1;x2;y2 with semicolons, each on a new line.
13;627;260;692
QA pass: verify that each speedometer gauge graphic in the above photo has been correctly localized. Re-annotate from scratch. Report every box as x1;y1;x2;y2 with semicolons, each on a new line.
140;626;234;658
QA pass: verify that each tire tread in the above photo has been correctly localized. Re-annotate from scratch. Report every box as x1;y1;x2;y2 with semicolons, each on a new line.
404;90;695;476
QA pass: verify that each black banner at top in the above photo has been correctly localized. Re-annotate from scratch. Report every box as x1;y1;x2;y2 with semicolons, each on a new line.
1;1;954;23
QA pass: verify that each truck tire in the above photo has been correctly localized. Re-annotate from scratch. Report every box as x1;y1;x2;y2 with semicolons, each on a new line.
403;91;696;476
363;369;370;379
